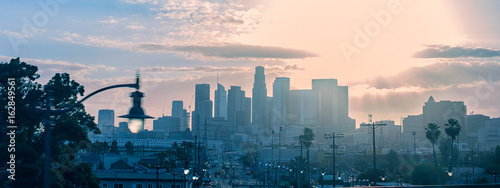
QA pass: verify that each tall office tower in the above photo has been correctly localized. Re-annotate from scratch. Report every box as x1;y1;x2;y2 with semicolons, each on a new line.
465;114;490;148
312;79;355;143
252;66;268;125
243;97;252;127
172;101;188;131
118;122;132;138
272;77;290;132
289;90;315;125
312;79;338;126
422;96;467;143
402;114;423;148
215;83;227;119
192;84;212;138
153;115;181;135
98;109;115;137
227;86;250;134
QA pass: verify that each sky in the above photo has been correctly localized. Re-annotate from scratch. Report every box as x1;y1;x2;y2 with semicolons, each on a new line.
2;0;500;130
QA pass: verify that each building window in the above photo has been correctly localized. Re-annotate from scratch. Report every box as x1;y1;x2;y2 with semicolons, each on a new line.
136;184;143;188
102;183;108;188
147;183;153;188
114;184;123;188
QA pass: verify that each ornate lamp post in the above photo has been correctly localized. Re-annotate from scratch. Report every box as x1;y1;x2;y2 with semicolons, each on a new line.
183;168;190;188
38;72;151;188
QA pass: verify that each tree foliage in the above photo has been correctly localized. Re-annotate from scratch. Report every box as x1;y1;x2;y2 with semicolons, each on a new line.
0;58;99;187
125;141;134;155
409;164;448;185
110;140;119;154
425;123;441;167
444;118;461;142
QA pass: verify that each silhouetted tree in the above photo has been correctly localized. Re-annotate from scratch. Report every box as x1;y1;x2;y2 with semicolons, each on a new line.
410;164;447;185
110;139;119;154
301;127;314;187
425;123;441;168
125;141;134;155
0;58;99;187
444;118;461;163
425;123;442;184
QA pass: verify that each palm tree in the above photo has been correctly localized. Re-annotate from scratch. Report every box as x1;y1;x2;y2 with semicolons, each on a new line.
425;123;441;184
301;127;315;187
444;118;461;162
425;123;441;167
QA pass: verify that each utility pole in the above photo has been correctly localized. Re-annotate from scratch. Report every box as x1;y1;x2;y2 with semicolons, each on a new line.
294;136;304;188
271;129;274;185
412;132;416;161
361;121;386;186
324;133;343;187
278;126;282;185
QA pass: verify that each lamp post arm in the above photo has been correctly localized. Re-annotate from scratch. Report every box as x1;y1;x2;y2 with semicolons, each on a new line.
78;83;138;104
37;78;139;115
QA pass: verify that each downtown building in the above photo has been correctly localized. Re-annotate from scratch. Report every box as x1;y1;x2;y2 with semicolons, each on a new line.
403;96;468;150
172;100;189;131
191;84;213;140
311;79;355;146
227;86;251;145
264;78;355;147
92;109;117;138
252;66;271;145
214;83;227;120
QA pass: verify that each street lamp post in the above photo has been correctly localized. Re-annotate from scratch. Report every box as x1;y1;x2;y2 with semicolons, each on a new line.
447;163;453;184
38;72;152;188
172;170;179;188
321;172;325;188
183;168;190;188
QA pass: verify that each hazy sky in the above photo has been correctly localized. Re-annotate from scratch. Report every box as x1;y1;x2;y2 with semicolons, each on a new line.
2;0;500;129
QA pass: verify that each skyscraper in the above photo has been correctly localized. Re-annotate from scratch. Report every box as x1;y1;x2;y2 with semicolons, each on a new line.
252;66;268;125
98;109;115;137
227;86;250;134
153;115;180;135
272;77;290;132
422;96;467;144
312;79;338;126
172;100;189;131
215;83;227;119
192;84;212;138
311;79;355;143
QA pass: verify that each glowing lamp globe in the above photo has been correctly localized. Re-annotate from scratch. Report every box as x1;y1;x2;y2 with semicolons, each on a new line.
119;91;152;133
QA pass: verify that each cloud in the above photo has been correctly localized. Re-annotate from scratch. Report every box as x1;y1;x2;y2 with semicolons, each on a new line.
170;44;316;59
141;64;304;74
362;61;500;89
126;25;145;30
414;45;500;58
142;65;250;73
0;56;116;81
98;16;120;24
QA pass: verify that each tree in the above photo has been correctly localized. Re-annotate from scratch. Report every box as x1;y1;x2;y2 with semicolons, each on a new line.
125;141;134;155
110;139;119;154
444;118;461;163
385;149;400;175
301;127;315;185
425;123;441;168
425;123;442;184
0;58;99;187
409;164;447;185
289;156;307;188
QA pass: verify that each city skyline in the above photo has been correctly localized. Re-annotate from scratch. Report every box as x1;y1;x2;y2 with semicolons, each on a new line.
2;0;500;129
